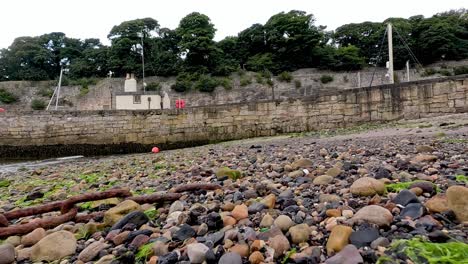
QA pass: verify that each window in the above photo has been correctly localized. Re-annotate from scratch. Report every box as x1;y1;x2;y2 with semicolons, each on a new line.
133;95;141;104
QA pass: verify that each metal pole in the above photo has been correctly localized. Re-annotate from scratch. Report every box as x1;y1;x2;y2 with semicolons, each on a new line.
141;32;145;94
46;86;57;110
387;23;394;84
55;68;63;110
406;60;410;82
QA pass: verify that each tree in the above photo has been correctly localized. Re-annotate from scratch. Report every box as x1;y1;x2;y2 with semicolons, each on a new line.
146;28;181;76
108;18;160;76
176;12;218;73
332;45;365;71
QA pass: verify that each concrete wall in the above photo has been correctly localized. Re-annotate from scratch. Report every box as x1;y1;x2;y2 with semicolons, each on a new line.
115;94;162;110
0;75;467;158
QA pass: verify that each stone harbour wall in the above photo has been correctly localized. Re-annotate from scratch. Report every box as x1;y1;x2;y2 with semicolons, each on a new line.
0;75;467;158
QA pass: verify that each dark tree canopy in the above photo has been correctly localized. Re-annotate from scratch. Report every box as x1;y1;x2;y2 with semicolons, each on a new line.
1;9;467;82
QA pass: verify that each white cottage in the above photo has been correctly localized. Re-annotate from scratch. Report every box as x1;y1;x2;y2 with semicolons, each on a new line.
114;74;168;110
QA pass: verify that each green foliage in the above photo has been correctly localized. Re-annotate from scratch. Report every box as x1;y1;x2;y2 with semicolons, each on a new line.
245;53;274;72
320;75;334;84
294;80;302;88
240;76;252;86
422;68;437;76
453;66;468;75
0;180;10;188
216;167;242;180
136;242;155;263
31;99;46;110
455;175;468;183
79;173;103;184
37;87;54;97
0;89;17;104
438;69;452;76
333;45;365;71
282;248;297;264
145;82;161;91
278;71;293;82
144;208;159;220
266;78;274;87
255;73;265;84
388;237;468;264
172;72;198;92
385;180;435;193
194;75;218;93
80;86;89;96
218;77;233;90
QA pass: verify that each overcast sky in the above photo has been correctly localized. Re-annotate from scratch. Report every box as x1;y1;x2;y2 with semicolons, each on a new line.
1;0;465;49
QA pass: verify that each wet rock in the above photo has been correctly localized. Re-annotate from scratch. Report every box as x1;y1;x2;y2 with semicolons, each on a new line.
169;201;184;214
292;159;314;169
219;252;242;264
153;241;169;256
21;227;46;246
409;181;435;194
130;234;150;249
326;225;353;255
260;214;274;227
158;251;179;264
31;231;77;262
104;200;141;226
351;205;393;227
446;185;468;222
393;190;420;206
78;241;109;262
261;194;276;209
374;167;391;179
326;167;342;177
350;177;385;196
349;226;379;248
173;224;196;241
248;202;267;214
229;243;250;257
325;245;363;264
110;211;149;231
0;244;15;264
199;212;223;230
370;237;390;249
269;234;290;258
289;224;311;244
231;204;248;220
274;215;294;232
249;251;265;264
400;203;425;219
313;175;334;185
187;243;209;263
425;194;449;213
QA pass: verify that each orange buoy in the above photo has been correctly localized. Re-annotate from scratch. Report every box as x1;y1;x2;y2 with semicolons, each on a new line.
151;147;160;153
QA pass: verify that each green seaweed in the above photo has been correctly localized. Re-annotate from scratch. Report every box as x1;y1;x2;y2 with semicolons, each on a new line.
79;173;104;184
135;242;155;263
389;237;468;264
385;180;436;193
0;180;10;187
144;208;159;221
455;175;468;183
376;255;398;264
216;167;242;180
282;248;297;264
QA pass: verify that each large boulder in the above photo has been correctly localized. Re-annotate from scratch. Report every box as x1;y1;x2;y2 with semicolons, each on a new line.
447;185;468;222
350;177;385;196
30;231;77;262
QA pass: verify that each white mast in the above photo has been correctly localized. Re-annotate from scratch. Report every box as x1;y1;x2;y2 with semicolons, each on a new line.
387;23;394;84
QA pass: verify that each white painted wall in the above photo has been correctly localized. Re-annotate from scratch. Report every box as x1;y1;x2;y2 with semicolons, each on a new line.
124;78;137;92
115;95;162;110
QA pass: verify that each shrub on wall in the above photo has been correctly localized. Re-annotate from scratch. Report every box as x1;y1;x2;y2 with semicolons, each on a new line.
194;75;218;93
294;80;302;88
255;73;265;84
454;66;468;75
37;87;54;97
278;71;293;82
146;82;161;91
240;76;252;86
320;75;334;84
0;89;17;104
219;77;233;90
31;99;46;110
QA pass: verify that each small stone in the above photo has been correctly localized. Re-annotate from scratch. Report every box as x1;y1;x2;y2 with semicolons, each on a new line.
130;234;150;249
325;244;363;264
152;241;169;256
350;177;385;196
413;154;438;163
319;194;341;203
173;224;196;241
17;247;32;262
110;211;149;231
231;204;249;221
374;167;391;179
313;175;334;185
326;167;342;177
219;252;243;264
21;227;46;246
250;240;265;252
95;255;115;264
216;167;242;180
78;241;109;262
326;225;353;255
187;243;209;263
400;203;425;219
425;194;449;213
320;148;329;157
447;185;468;222
260;214;274;227
416;145;434;153
410;187;423;196
409;181;435;194
197;223;208;236
289;224;311;244
370;237;390;249
30;231;77;262
393;190;420;206
349;227;379;248
112;231;130;245
326;209;341;217
288;170;304;178
0;244;15;264
169;201;184;214
261;194;276;209
223;215;237;226
274;215;294;232
269;234;290;258
249;251;265;264
292;158;314;169
342;210;353;218
4;236;21;247
248;203;267;214
230;243;250;257
351;205;393;227
104;200;141;226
